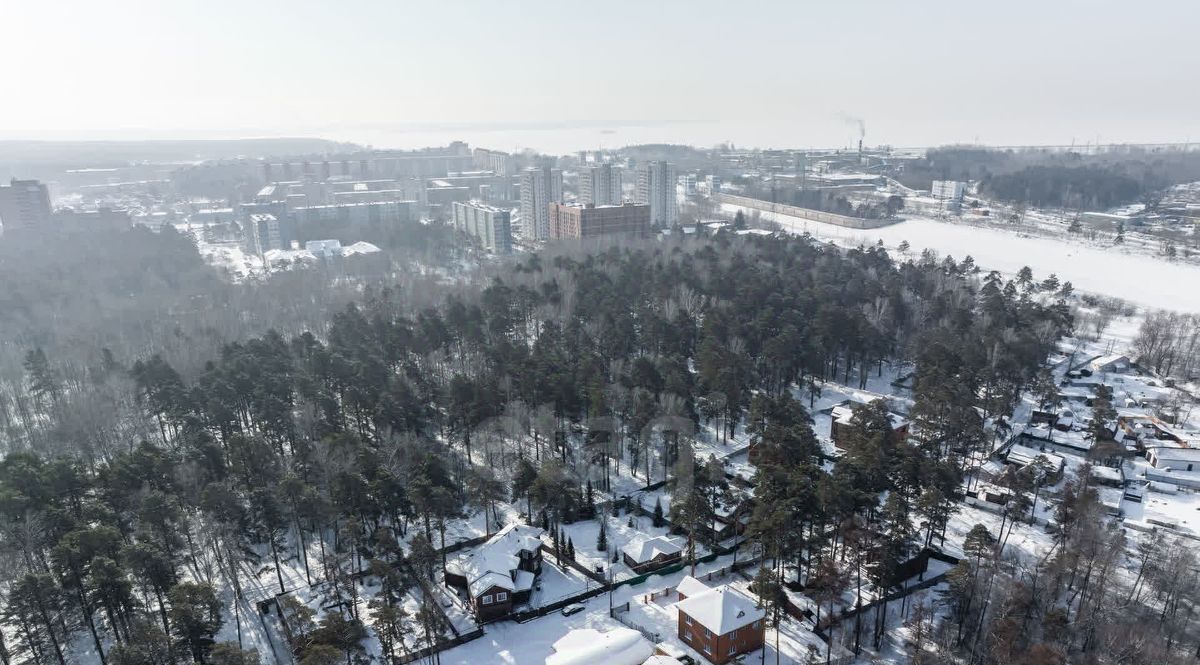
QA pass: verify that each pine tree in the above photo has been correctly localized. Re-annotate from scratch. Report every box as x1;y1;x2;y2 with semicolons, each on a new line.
597;519;608;552
168;582;223;664
653;498;664;528
566;537;576;562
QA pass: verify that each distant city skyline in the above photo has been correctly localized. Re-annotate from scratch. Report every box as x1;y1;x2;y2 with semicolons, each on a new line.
2;0;1197;152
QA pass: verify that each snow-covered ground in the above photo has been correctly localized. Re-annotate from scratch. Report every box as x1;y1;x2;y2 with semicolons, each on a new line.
723;204;1200;312
438;552;831;665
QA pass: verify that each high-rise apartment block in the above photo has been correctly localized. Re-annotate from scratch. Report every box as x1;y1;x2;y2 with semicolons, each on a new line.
452;201;513;253
579;163;622;206
519;166;563;241
0;179;52;233
248;213;288;256
635;161;677;227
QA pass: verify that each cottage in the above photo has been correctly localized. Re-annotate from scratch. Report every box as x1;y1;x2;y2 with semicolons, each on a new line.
829;403;909;449
444;523;543;620
1090;354;1131;375
544;627;654;665
674;585;765;664
622;535;684;574
1146;445;1200;472
1004;444;1065;477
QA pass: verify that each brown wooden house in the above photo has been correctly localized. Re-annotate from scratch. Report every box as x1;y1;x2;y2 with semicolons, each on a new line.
444;523;543;621
621;535;683;574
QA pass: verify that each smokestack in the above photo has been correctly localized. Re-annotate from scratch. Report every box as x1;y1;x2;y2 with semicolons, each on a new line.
858;139;863;159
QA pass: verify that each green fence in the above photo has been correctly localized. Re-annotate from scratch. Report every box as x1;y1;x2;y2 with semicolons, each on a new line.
612;551;722;590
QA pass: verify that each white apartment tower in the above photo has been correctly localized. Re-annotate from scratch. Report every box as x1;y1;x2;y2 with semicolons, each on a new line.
579;163;622;206
519;166;563;241
635;161;677;227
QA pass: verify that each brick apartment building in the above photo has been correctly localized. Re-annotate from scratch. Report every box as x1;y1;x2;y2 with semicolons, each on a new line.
548;202;649;240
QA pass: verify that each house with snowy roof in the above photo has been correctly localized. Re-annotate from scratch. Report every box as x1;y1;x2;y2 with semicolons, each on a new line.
544;627;654;665
444;523;543;620
1145;444;1200;473
1090;354;1131;375
829;402;909;449
673;584;765;664
675;575;711;600
622;535;684;573
1004;444;1065;477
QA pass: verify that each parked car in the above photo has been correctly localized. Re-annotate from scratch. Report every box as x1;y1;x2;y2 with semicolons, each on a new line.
561;604;585;616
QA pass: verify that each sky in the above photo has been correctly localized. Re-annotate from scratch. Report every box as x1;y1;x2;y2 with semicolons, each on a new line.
2;0;1198;152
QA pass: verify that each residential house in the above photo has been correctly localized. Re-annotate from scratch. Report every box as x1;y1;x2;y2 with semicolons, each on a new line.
829;403;910;449
674;585;765;664
1004;444;1065;477
1145;445;1200;473
444;523;543;620
1090;354;1131;375
622;536;684;574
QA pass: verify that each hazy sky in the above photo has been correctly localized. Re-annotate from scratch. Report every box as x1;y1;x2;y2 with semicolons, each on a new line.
2;0;1197;151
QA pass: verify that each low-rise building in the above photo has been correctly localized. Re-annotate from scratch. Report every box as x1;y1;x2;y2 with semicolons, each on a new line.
621;535;683;574
305;239;342;259
674;585;765;664
829;403;910;449
1090;354;1132;375
1146;445;1200;472
1004;444;1066;476
444;523;543;621
931;180;966;201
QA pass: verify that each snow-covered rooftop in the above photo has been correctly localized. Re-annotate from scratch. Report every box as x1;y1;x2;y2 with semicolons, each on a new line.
1006;444;1065;472
673;584;764;636
545;627;654;665
621;535;683;563
342;241;381;256
675;575;711;599
446;523;543;597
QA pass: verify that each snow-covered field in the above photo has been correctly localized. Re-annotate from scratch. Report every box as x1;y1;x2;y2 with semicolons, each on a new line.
723;204;1200;312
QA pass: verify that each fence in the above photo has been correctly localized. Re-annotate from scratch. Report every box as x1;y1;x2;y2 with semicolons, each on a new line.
437;533;491;557
609;601;663;644
394;628;485;665
639;555;762;605
539;543;607;585
497;584;611;625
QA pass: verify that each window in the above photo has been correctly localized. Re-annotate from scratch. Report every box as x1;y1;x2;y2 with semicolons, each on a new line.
684;614;692;625
753;620;761;629
729;644;737;655
495;592;508;602
481;595;493;605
